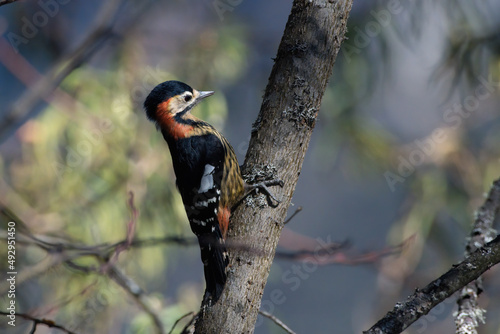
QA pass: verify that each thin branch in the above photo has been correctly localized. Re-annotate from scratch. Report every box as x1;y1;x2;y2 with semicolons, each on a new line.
180;313;198;334
50;256;167;334
0;0;20;8
1;226;408;280
129;235;196;248
0;311;76;334
0;252;91;294
275;236;411;265
107;264;165;334
5;195;407;268
105;191;138;269
283;206;303;225
364;234;500;334
0;0;124;138
0;212;411;295
168;311;195;334
366;179;500;334
33;281;98;316
0;229;197;253
0;198;165;334
455;178;500;334
259;310;297;334
29;321;36;334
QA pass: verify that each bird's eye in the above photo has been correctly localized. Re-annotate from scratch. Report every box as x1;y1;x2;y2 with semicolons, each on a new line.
184;94;192;102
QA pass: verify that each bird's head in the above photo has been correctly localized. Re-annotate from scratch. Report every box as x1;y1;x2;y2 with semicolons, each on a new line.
144;80;214;123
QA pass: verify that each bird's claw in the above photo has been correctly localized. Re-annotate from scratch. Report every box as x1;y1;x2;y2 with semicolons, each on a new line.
249;179;284;208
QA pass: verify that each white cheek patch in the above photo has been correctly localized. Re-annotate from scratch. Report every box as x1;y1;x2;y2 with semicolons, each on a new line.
198;164;215;193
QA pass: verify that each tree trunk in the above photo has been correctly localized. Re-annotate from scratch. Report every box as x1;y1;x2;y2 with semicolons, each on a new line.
192;0;353;332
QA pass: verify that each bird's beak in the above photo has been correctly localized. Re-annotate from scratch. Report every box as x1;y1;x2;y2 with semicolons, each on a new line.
197;91;215;100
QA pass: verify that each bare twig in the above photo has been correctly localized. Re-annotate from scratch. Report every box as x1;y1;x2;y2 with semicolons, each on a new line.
107;264;165;334
455;179;500;334
35;281;98;315
107;191;138;267
0;0;124;138
48;256;166;334
259;310;297;334
365;180;500;333
0;0;20;8
0;228;197;252
0;197;165;334
276;232;414;265
126;191;139;245
67;195;164;334
4;192;408;269
0;252;92;294
283;206;303;225
168;311;195;334
365;235;500;333
1;227;410;280
180;313;198;334
0;311;76;334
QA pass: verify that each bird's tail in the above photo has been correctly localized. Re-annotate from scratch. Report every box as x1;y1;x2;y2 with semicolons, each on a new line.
198;232;229;304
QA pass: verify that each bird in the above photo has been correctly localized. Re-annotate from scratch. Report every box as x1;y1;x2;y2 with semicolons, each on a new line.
143;80;281;304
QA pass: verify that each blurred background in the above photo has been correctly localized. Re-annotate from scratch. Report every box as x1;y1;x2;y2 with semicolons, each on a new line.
1;0;500;333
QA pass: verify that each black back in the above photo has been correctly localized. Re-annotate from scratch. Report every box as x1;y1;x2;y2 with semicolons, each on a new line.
163;130;229;303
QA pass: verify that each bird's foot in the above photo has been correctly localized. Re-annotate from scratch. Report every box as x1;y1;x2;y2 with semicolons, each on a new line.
244;179;284;208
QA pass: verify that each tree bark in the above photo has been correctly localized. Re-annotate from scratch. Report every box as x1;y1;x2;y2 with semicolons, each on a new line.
455;179;500;333
192;0;353;333
364;235;500;334
365;178;500;334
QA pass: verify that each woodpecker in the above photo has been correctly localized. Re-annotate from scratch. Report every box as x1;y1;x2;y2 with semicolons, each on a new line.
144;80;281;304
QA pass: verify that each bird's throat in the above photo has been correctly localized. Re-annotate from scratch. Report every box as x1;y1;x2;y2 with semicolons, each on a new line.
154;100;195;139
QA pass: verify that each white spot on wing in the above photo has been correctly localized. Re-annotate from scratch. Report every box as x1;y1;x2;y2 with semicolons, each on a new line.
199;164;215;194
192;219;206;226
